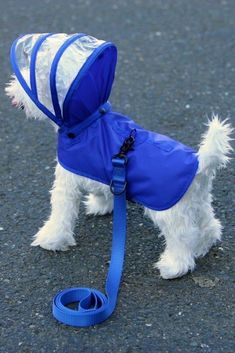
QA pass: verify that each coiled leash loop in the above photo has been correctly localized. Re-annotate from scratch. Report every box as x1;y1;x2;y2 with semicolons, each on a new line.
52;130;136;327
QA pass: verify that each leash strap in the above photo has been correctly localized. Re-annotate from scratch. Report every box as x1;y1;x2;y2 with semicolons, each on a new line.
52;155;127;327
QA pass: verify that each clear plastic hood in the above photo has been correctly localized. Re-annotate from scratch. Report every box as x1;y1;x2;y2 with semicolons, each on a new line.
10;33;117;127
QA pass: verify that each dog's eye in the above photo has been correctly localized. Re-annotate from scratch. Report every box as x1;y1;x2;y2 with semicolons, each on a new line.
20;105;25;110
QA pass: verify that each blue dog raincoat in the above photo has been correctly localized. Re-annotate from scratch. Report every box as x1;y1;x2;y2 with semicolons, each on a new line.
10;33;199;211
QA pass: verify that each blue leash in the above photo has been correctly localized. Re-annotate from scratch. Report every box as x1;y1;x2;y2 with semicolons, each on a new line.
52;130;136;327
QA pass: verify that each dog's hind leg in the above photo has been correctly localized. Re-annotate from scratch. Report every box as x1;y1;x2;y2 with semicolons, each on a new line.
145;185;200;279
31;163;81;251
150;211;197;279
194;199;222;258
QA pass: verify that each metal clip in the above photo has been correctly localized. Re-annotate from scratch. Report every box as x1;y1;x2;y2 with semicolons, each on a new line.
110;180;127;195
118;129;136;158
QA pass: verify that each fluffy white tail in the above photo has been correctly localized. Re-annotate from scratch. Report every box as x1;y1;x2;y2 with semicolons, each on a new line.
198;115;233;173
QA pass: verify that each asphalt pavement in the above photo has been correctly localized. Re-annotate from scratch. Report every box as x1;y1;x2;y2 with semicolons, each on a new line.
0;0;234;352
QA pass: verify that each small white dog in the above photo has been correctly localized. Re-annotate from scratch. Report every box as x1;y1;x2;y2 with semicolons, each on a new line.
6;33;233;280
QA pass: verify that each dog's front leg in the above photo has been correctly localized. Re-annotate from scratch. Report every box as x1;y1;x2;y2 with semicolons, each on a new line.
84;191;113;216
31;163;81;251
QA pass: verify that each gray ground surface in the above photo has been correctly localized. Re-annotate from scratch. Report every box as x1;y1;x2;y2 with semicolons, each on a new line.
0;0;234;352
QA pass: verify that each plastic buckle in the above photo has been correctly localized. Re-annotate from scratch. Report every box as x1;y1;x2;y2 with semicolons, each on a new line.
111;154;128;165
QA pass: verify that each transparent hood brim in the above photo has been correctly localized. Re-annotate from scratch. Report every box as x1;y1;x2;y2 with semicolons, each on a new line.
10;33;62;125
10;33;117;127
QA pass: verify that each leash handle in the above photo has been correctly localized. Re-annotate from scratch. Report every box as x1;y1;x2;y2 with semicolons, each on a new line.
52;156;127;327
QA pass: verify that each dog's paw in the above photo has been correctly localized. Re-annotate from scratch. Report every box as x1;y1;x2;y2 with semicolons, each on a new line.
84;193;113;216
154;251;195;279
31;222;76;251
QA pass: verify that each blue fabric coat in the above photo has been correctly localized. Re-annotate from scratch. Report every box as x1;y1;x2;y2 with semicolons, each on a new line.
10;33;199;211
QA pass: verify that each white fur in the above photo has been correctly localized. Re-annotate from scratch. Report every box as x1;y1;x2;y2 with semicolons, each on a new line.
6;75;233;279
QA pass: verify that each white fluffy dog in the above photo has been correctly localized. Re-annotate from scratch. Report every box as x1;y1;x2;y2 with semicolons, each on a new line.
6;38;233;280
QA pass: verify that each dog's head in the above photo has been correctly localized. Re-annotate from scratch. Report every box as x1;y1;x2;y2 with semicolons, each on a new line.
6;33;117;128
5;34;70;124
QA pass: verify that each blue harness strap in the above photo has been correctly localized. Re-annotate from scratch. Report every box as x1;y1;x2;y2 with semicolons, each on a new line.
52;154;128;327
